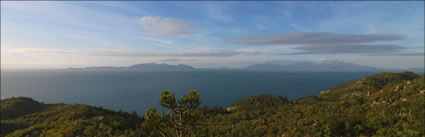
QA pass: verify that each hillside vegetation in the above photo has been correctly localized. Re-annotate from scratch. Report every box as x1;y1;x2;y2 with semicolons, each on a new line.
1;71;424;137
1;98;142;137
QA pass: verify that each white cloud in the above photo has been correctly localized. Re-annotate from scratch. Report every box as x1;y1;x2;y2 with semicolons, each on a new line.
139;16;196;36
206;5;233;22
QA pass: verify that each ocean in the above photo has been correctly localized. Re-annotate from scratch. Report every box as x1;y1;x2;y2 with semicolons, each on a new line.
1;70;378;114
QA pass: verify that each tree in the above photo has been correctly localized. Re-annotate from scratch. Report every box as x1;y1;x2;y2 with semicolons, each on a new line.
142;90;201;137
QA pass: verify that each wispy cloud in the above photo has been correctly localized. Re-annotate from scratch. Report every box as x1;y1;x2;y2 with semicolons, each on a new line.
86;1;151;15
2;48;258;58
2;48;75;55
292;44;404;54
2;2;423;69
276;2;309;31
139;16;197;36
367;52;424;56
138;36;175;48
206;5;233;22
88;50;241;57
228;32;406;55
230;32;404;45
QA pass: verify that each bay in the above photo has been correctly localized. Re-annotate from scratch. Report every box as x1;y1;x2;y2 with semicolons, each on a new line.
1;70;377;114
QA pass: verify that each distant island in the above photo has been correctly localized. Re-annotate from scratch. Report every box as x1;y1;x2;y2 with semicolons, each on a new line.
68;63;195;71
68;61;382;72
65;62;423;73
1;71;424;137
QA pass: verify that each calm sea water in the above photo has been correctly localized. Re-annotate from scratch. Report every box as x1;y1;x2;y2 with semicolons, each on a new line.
1;70;377;114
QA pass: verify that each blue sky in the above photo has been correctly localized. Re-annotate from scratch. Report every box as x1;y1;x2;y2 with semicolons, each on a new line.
1;1;424;69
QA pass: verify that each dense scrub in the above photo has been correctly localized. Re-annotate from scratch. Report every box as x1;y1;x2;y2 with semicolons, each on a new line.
1;98;143;137
1;72;424;137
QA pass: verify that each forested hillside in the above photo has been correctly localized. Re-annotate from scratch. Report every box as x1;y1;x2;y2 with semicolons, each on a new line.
1;72;424;137
1;98;142;137
198;71;424;137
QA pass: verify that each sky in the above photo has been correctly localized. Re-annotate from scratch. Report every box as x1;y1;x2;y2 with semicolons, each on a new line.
1;1;424;69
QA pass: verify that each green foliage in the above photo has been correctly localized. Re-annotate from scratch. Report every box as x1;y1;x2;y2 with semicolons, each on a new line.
230;95;289;110
319;71;420;100
194;72;425;137
1;98;143;137
1;97;45;120
142;90;201;137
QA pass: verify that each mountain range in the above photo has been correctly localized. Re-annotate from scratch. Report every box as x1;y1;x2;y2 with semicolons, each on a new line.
69;63;194;71
68;61;422;72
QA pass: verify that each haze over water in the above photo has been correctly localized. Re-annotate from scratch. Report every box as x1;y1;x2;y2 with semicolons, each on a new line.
1;70;379;114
